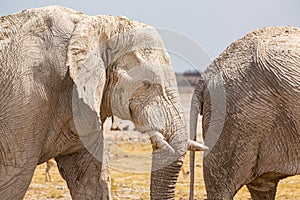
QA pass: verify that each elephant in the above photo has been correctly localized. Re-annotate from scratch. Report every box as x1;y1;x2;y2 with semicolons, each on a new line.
0;5;208;200
189;26;300;200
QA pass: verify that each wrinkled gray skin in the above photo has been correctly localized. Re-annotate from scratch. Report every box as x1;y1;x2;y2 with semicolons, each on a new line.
190;26;300;200
0;6;206;200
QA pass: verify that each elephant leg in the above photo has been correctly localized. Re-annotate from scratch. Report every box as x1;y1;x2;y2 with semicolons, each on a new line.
204;145;259;199
0;158;37;199
246;173;286;200
55;148;110;200
0;123;41;199
204;163;251;200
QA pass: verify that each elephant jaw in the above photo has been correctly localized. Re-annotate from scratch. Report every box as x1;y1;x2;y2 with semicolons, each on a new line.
146;131;208;153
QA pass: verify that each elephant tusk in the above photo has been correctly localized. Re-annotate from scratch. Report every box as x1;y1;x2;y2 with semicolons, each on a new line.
147;131;175;154
187;140;209;151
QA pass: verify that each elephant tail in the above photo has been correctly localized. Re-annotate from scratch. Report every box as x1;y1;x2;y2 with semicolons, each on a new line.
189;91;206;200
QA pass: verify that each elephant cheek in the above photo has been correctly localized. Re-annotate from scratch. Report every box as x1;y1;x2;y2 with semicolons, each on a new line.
130;102;166;133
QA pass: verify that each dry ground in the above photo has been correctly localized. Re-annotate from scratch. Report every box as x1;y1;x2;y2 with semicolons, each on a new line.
24;144;300;199
25;86;300;199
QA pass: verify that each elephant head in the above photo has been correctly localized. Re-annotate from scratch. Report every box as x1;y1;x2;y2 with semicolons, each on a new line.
66;15;208;199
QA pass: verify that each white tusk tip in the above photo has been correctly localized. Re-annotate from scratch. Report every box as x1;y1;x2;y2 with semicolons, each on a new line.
187;140;209;151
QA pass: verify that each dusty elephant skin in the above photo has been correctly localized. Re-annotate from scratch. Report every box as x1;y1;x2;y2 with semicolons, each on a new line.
0;5;206;200
190;26;300;200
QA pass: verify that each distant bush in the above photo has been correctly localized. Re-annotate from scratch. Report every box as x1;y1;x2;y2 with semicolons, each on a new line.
175;70;201;88
182;70;201;76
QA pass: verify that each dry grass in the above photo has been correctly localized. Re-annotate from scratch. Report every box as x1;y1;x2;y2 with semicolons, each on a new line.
24;161;70;200
25;142;300;199
24;90;300;199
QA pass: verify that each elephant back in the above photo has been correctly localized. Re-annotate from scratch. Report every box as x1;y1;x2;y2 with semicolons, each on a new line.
0;6;83;53
202;26;300;134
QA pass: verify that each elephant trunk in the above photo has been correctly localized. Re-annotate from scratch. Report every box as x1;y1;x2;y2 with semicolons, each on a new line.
148;91;208;199
150;154;184;199
150;120;187;200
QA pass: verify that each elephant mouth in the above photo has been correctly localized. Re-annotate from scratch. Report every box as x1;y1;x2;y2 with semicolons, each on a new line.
145;130;209;155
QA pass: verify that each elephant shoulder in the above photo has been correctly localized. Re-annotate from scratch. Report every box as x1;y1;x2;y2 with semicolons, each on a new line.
0;11;28;51
0;6;90;91
212;26;300;81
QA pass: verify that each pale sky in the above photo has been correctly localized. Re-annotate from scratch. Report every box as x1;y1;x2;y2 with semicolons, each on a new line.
1;0;299;72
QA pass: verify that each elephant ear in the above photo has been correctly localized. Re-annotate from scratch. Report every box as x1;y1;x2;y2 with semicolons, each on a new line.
66;17;106;138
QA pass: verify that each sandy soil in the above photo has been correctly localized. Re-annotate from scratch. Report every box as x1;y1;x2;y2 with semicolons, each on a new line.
24;87;300;199
24;146;300;200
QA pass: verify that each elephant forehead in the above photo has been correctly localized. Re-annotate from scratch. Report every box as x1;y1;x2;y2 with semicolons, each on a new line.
105;28;167;65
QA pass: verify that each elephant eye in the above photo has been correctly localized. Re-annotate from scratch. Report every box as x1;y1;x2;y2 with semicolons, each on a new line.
143;79;151;89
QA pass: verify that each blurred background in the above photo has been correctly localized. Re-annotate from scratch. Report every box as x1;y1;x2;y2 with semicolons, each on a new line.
1;0;299;72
